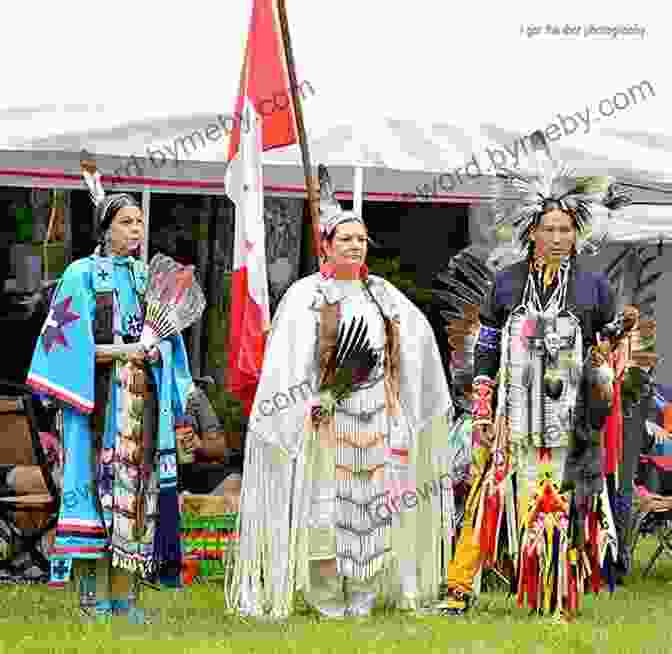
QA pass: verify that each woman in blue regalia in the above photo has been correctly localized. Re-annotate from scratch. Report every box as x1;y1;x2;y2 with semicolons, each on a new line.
27;165;194;621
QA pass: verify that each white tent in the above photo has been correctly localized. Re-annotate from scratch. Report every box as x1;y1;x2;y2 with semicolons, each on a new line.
2;106;672;186
2;107;672;233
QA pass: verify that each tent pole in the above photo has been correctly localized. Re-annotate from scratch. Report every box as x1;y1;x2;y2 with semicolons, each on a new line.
353;165;364;216
142;188;151;264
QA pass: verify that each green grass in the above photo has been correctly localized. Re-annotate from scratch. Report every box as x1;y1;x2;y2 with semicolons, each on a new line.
2;539;672;653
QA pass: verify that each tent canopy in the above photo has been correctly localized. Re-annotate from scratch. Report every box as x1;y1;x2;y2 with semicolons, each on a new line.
1;108;672;241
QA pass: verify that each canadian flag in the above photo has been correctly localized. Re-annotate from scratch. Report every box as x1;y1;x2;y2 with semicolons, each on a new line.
225;0;298;415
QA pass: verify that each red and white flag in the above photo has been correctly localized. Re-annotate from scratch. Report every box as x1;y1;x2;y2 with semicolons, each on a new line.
226;0;298;415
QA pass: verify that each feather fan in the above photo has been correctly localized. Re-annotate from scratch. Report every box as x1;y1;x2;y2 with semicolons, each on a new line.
140;253;206;350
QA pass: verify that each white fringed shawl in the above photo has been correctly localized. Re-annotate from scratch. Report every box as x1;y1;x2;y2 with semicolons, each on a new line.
230;273;454;618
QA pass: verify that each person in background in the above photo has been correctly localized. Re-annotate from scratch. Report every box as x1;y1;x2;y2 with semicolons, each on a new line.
177;379;243;495
598;306;657;583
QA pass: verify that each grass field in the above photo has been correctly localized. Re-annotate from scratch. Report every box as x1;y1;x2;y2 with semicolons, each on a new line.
2;539;672;654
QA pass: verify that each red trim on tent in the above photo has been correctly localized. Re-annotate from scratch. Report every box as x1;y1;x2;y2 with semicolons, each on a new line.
0;168;495;202
0;168;225;190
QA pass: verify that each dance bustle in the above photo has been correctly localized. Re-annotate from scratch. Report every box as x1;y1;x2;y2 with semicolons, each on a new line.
140;253;206;348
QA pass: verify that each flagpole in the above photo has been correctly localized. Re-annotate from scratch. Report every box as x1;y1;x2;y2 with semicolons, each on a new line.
276;0;319;272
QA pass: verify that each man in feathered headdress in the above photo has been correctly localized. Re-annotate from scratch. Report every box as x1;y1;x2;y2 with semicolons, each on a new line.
438;152;633;619
232;165;454;619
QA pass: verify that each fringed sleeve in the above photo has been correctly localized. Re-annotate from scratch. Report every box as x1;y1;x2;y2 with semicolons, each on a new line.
377;279;455;606
233;277;321;618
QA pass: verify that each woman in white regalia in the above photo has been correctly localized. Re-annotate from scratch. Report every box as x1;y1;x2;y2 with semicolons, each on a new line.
232;166;454;619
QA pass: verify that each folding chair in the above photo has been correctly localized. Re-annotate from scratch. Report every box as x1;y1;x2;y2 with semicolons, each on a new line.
630;454;672;577
0;380;60;576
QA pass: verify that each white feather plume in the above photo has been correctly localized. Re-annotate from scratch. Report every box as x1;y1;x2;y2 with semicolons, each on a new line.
82;170;106;208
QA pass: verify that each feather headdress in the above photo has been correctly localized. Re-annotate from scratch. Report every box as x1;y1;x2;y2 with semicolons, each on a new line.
489;145;631;267
80;152;140;242
318;164;376;242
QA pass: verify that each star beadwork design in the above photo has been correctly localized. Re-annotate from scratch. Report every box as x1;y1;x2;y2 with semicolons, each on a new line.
41;296;80;353
125;313;143;339
97;269;110;281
